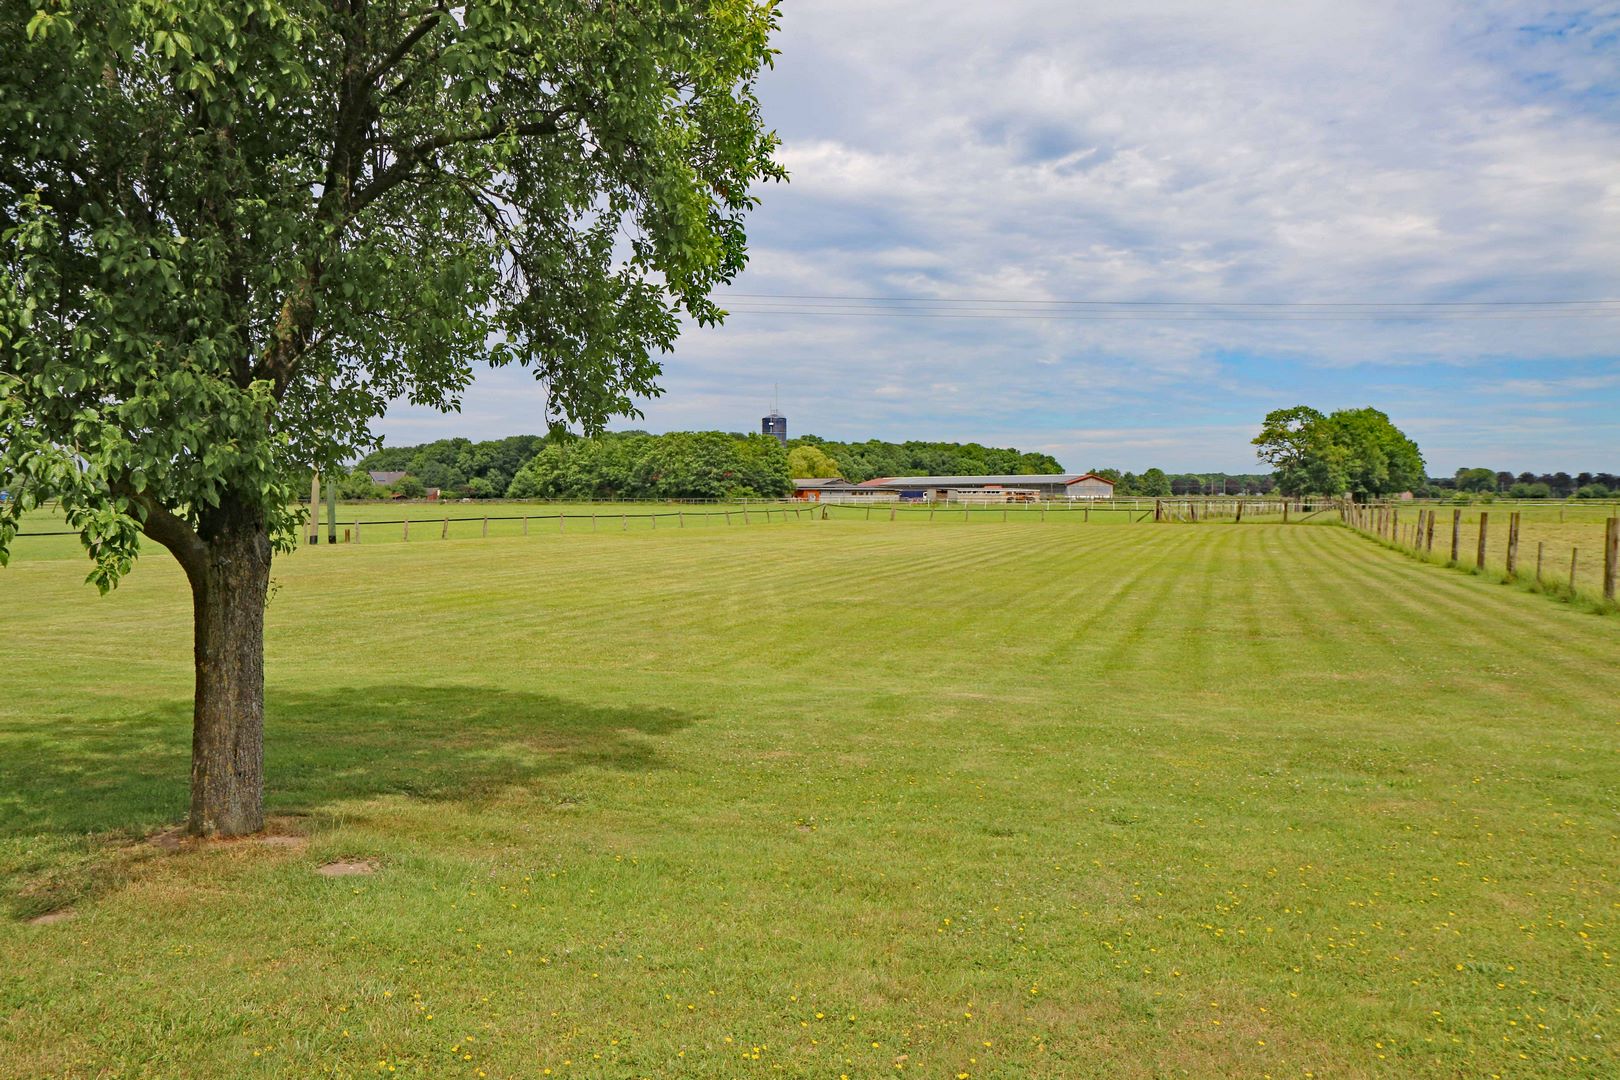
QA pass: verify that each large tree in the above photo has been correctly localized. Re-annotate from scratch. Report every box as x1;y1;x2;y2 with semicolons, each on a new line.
1253;405;1423;498
0;1;783;835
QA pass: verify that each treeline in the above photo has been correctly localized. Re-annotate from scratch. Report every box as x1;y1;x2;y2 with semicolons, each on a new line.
786;437;1062;483
1431;468;1618;500
1086;469;1277;497
506;431;789;499
350;436;545;498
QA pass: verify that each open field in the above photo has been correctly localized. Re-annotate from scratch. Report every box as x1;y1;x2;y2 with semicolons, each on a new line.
2;520;1617;1078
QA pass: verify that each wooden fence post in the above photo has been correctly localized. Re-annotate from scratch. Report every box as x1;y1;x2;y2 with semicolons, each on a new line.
522;516;528;536
442;516;449;540
403;516;410;542
679;511;685;528
1605;517;1618;601
1476;512;1488;570
354;521;361;544
308;474;321;546
1536;541;1544;584
1425;510;1435;552
1506;512;1520;576
1450;509;1461;562
1570;549;1579;593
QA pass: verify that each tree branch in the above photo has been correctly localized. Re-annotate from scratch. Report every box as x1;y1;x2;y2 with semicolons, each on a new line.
365;5;447;86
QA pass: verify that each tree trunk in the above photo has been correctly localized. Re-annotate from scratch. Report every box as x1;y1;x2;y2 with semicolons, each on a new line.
185;509;271;837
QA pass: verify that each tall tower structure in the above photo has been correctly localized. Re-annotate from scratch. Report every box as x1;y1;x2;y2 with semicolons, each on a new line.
761;385;787;444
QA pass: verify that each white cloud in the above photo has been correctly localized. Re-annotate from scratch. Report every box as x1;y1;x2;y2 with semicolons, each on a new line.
382;0;1620;472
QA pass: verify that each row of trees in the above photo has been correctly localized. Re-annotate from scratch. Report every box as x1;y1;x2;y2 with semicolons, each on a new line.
351;436;546;499
506;431;790;500
1437;468;1617;500
786;436;1062;483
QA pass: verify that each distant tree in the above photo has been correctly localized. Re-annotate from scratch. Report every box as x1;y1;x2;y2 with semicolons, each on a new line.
392;476;427;499
1455;468;1498;494
0;2;782;836
1139;467;1172;497
787;445;843;479
1576;484;1611;499
1508;481;1551;499
1253;406;1422;498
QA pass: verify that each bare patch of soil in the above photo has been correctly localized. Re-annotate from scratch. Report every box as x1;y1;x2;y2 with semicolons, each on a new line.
316;859;378;877
26;908;76;926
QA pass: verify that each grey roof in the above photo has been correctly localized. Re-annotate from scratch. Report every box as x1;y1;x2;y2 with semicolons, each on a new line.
858;474;1113;488
792;477;861;489
368;470;408;485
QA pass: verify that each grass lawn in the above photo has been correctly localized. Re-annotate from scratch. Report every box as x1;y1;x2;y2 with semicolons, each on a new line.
2;519;1616;1078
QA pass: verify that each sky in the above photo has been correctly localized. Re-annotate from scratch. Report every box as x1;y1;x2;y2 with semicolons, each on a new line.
379;0;1620;474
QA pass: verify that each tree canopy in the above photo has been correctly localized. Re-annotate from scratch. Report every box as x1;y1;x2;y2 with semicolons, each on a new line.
0;0;783;835
506;430;790;500
787;437;1062;482
1253;406;1424;498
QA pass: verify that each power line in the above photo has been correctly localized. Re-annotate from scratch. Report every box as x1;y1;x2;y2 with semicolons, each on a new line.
723;291;1620;308
716;303;1620;322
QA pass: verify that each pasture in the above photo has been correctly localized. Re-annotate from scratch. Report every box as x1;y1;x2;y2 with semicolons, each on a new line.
2;517;1616;1078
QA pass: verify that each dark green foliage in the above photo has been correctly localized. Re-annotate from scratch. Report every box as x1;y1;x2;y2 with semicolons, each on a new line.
0;0;784;581
786;436;1063;483
507;431;789;500
357;435;545;499
1253;406;1425;498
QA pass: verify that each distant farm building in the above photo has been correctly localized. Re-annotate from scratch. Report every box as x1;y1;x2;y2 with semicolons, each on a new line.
793;473;1116;501
367;470;408;486
791;478;873;500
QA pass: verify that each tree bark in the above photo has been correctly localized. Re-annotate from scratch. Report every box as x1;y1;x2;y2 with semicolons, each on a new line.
184;506;272;837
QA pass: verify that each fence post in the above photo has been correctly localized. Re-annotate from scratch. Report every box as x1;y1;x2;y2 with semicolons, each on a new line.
1506;512;1520;576
1606;517;1618;601
482;516;489;539
1476;512;1488;570
593;513;597;532
354;521;361;545
344;528;351;544
890;506;897;522
522;516;528;536
559;512;565;533
1451;509;1461;562
623;513;628;531
742;507;749;525
1282;501;1289;524
403;516;410;542
679;511;685;528
1425;511;1435;552
442;516;449;540
1570;549;1579;593
1536;541;1544;584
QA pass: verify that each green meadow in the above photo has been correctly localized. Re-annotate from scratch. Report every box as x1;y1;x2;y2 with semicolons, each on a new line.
1;518;1616;1078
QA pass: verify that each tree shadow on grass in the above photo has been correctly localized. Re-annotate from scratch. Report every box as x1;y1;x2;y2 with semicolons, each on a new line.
1;686;696;915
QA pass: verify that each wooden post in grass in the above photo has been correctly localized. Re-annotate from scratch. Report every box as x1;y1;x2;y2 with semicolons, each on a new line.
522;516;529;536
1283;501;1289;524
1451;509;1461;562
343;528;351;544
1570;549;1579;593
1506;512;1520;576
622;513;628;531
679;511;685;528
442;516;449;540
559;511;565;533
743;507;750;525
724;510;730;525
1536;541;1544;584
1605;517;1618;601
1476;512;1488;570
354;520;361;544
1426;511;1436;552
307;474;320;546
890;506;897;522
1391;506;1398;540
403;516;410;541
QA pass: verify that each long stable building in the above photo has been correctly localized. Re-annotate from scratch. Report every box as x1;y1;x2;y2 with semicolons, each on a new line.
793;473;1116;502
